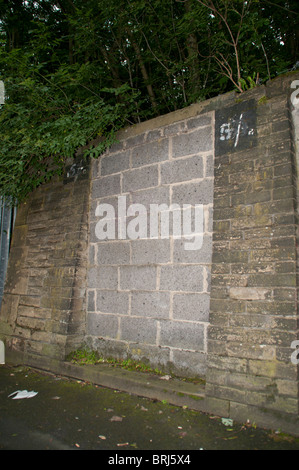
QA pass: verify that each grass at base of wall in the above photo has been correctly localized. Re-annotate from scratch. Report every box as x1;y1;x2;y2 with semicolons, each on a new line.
66;348;164;375
66;348;205;385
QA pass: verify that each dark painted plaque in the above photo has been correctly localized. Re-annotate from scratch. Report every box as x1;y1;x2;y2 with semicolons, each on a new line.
215;99;257;156
64;155;90;184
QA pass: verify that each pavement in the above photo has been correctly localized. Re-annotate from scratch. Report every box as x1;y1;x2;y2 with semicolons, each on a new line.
0;363;299;452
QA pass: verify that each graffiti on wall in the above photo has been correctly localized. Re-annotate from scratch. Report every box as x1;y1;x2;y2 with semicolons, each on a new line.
215;99;257;156
64;155;89;184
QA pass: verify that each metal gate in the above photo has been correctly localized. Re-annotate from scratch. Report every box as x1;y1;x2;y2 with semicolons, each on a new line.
0;198;17;309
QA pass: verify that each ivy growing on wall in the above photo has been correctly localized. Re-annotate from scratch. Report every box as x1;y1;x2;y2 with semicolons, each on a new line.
0;0;298;201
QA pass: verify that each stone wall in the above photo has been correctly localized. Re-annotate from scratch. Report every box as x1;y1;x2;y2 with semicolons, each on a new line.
1;72;299;433
86;111;215;377
0;158;90;364
206;74;299;431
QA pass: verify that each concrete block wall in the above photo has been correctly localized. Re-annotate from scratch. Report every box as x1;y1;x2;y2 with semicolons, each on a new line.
86;112;215;376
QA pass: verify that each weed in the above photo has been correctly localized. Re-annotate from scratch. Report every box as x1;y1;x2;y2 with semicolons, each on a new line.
67;349;164;376
67;349;205;384
258;95;268;105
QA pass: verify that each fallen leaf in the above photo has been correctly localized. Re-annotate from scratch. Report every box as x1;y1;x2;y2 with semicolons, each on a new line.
110;416;123;422
117;442;129;447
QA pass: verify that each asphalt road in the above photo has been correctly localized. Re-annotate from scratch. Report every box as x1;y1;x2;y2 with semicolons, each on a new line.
0;364;298;453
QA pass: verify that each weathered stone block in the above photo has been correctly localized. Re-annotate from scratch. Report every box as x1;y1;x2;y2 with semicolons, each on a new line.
128;343;171;370
92;174;121;198
125;132;146;148
159;320;205;351
186;114;212;130
131;138;169;167
96;290;129;315
88;266;118;289
229;287;271;300
172;179;214;208
173;293;210;322
161;154;204;184
131;291;170;319
40;296;70;310
18;295;41;308
97;241;130;265
172;127;212;158
101;150;131;176
130;186;170;208
0;294;20;323
85;335;128;361
11;225;28;248
163;122;182;137
247;273;296;288
171;349;207;376
120;316;157;344
87;290;95;312
160;265;204;292
16;315;46;331
146;129;163;142
131;239;171;265
173;234;212;264
87;313;119;338
122;165;159;192
120;266;157;291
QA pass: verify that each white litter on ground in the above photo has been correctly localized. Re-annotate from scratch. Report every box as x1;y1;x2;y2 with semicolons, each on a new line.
221;418;234;427
8;390;38;399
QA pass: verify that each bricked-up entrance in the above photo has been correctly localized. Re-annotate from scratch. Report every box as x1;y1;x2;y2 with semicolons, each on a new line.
87;111;214;377
0;72;299;435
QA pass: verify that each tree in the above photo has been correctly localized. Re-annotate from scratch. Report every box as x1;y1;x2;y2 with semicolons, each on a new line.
0;0;298;201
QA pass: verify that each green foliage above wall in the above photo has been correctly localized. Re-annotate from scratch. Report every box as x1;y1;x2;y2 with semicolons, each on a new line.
0;0;298;201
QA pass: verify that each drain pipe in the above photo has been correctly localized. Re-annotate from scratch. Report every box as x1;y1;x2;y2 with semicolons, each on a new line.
0;340;4;364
